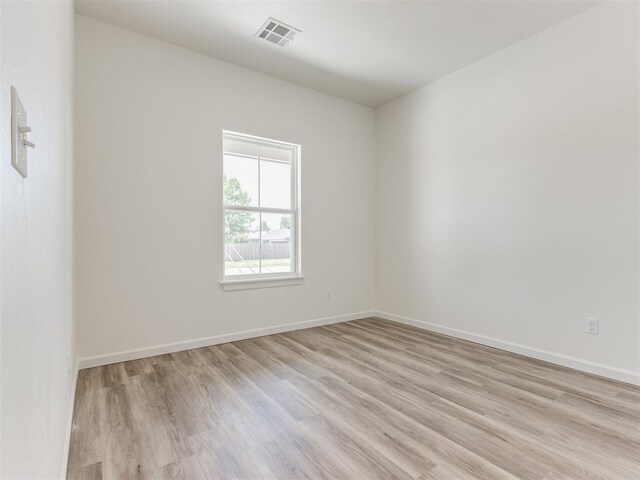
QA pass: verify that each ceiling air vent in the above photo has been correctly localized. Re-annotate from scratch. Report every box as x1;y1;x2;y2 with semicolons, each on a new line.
256;17;301;47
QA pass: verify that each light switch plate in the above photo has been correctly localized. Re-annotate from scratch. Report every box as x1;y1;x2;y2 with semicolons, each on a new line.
11;86;28;178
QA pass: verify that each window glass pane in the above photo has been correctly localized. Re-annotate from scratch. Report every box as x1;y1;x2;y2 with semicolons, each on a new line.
259;213;293;274
224;154;258;207
222;132;299;280
260;160;291;209
224;210;260;276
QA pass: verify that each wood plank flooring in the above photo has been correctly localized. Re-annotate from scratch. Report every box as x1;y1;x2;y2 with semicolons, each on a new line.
67;318;640;479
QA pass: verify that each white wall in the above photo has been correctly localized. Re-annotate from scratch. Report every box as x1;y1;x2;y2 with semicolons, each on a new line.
74;16;375;360
376;2;639;382
0;1;75;478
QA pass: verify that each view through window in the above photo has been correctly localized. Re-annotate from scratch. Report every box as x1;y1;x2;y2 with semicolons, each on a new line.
223;131;299;279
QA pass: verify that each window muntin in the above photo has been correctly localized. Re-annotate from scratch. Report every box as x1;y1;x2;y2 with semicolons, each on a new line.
222;131;299;280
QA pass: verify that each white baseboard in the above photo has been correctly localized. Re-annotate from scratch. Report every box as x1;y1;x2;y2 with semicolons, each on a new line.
76;308;638;381
375;311;640;386
77;311;375;369
60;360;79;480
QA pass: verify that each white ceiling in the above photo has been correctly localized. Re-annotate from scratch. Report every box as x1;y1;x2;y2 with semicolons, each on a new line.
74;0;598;107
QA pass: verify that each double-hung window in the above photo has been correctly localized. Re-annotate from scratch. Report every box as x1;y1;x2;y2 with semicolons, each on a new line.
222;131;300;287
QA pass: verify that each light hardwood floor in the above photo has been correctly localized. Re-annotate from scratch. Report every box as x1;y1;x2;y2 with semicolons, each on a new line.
67;318;640;479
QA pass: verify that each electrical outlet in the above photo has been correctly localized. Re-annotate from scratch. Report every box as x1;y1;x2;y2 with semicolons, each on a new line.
586;317;599;335
325;290;332;301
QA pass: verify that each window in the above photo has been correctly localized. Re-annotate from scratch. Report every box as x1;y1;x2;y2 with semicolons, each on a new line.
221;131;301;288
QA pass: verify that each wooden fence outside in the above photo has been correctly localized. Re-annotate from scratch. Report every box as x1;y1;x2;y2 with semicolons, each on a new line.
225;242;290;261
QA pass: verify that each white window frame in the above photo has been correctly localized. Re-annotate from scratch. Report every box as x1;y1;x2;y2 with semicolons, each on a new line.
220;130;302;291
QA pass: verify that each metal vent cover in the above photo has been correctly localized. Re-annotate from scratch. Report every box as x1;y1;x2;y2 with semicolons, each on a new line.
256;17;301;47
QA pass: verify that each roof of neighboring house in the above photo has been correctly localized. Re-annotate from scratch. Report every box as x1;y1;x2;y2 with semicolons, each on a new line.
249;228;291;242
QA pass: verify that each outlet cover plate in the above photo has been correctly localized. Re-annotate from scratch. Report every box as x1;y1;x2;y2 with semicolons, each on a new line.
586;317;599;335
11;86;28;178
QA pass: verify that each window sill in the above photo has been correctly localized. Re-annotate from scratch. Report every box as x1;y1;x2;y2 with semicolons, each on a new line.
220;275;304;292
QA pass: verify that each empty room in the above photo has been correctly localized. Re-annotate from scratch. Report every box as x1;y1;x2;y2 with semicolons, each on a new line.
1;0;639;478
